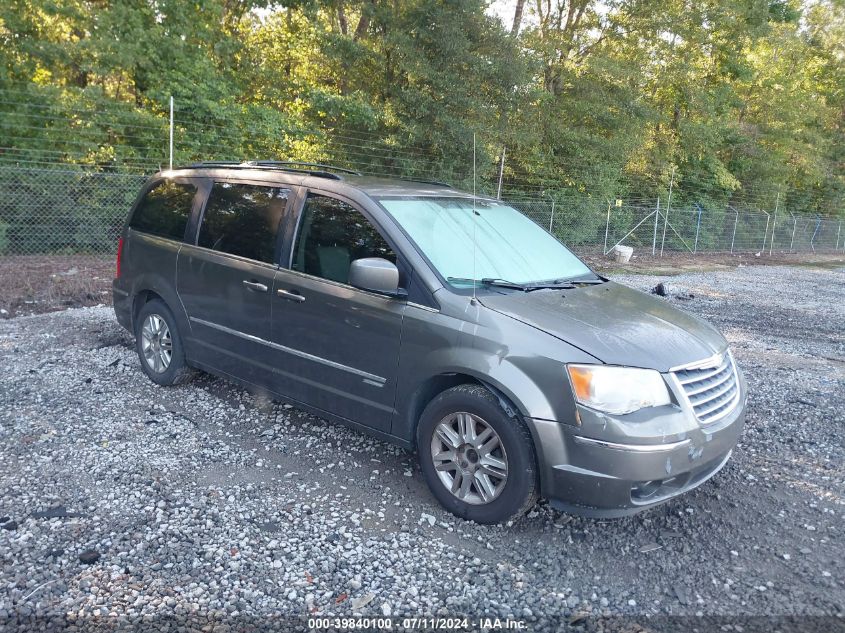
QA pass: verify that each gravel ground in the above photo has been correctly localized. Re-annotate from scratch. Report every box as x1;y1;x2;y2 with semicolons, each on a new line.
0;264;843;630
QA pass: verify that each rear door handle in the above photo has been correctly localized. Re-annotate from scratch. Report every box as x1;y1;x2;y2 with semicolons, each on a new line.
277;288;305;303
242;280;268;293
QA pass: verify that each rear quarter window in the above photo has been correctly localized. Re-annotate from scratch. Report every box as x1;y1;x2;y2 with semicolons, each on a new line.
129;180;197;241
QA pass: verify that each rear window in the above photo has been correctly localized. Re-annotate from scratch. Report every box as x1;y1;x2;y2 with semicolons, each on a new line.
129;180;197;241
198;182;289;264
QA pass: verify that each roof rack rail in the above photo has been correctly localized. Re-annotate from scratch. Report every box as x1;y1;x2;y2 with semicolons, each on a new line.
173;161;361;180
244;161;362;176
183;161;241;167
399;177;451;187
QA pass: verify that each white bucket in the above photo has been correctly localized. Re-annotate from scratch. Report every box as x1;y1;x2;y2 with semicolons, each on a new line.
612;245;633;264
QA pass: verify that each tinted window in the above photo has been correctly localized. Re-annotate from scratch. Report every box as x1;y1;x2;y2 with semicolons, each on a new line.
130;180;196;240
292;194;395;284
198;183;289;264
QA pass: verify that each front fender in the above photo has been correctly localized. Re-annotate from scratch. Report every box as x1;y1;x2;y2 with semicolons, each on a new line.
418;346;562;422
391;302;598;443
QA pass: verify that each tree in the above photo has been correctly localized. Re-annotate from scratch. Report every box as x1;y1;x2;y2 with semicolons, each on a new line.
0;0;842;217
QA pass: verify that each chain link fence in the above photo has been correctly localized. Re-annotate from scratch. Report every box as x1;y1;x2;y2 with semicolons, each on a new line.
0;165;842;257
513;196;844;256
0;166;147;255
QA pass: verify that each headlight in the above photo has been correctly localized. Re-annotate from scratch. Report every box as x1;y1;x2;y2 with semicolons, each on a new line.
566;364;671;415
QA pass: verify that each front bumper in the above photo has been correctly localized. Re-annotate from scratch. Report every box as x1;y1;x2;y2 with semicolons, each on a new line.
526;372;747;518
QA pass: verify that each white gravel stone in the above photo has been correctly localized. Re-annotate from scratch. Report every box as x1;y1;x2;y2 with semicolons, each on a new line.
0;264;841;626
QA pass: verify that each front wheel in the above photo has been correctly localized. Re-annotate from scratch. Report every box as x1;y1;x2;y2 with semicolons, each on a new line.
417;384;538;524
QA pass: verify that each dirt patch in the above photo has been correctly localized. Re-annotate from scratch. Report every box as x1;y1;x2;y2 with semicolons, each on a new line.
1;250;843;318
582;249;845;276
0;255;114;318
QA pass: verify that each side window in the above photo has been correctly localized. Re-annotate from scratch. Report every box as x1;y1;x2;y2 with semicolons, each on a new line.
129;180;197;241
291;194;396;284
198;182;289;264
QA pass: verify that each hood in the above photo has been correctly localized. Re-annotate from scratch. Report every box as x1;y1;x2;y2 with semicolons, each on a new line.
479;281;726;372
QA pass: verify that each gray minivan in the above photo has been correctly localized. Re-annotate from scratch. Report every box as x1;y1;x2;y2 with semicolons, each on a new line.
113;161;747;524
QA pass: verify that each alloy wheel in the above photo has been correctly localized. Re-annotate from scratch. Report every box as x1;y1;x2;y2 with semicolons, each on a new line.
140;313;173;374
430;412;508;505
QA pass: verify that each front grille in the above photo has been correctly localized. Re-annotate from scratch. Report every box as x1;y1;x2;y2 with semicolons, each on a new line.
673;352;740;425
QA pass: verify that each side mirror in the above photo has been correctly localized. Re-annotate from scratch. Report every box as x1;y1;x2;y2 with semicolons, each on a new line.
349;258;404;297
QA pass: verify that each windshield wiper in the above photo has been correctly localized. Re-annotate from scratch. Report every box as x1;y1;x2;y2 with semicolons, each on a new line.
550;276;606;286
524;282;576;292
447;276;603;292
447;277;528;291
521;275;607;291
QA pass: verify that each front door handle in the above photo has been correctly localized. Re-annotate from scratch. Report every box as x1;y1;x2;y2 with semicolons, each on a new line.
242;280;268;293
277;288;306;303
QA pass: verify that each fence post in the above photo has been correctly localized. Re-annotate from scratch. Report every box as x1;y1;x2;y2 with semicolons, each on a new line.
769;191;779;255
790;213;797;252
548;198;555;234
810;216;821;252
760;210;770;254
693;204;702;253
169;96;174;171
604;200;611;254
496;147;506;200
836;221;841;251
652;197;660;255
660;166;675;257
730;207;738;253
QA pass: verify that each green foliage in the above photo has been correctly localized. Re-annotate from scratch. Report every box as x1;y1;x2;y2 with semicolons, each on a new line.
0;0;842;218
0;166;146;253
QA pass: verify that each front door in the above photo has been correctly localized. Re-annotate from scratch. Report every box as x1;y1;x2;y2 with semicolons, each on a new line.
177;181;290;386
269;191;406;432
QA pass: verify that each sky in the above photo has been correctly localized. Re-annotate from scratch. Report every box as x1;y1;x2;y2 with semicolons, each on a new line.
487;0;515;27
252;1;530;30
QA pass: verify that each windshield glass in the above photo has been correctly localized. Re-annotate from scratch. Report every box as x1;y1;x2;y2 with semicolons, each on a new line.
378;197;591;287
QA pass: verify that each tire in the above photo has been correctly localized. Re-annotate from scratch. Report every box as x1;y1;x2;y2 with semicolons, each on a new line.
417;384;538;524
134;299;195;386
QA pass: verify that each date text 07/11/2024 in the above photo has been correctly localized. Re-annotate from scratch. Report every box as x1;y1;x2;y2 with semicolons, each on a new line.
307;616;527;630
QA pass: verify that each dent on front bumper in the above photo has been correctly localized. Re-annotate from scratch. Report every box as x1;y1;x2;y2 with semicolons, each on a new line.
526;377;747;518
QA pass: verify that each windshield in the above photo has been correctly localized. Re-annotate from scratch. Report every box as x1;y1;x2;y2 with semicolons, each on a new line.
378;197;592;288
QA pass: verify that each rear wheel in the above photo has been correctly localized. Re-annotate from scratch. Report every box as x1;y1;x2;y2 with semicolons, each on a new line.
417;384;538;524
135;299;195;386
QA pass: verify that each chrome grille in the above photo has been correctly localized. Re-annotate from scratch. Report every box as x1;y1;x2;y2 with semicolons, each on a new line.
673;352;740;425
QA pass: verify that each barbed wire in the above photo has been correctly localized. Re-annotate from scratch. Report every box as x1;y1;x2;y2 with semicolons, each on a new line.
0;111;835;196
1;92;842;216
